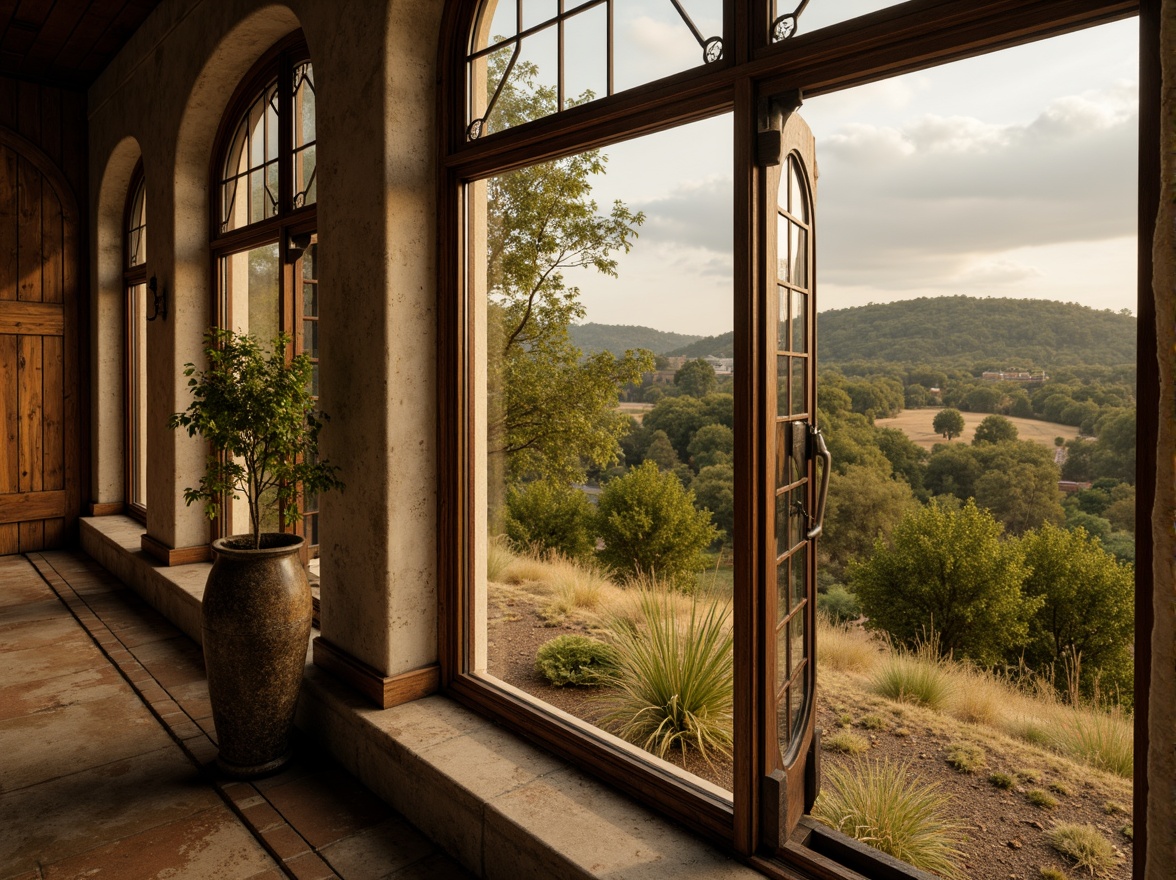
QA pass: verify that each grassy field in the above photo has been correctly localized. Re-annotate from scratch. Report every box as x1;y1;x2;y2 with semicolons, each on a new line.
876;409;1079;450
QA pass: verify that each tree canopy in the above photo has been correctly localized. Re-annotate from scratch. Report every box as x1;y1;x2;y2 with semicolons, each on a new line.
933;408;965;441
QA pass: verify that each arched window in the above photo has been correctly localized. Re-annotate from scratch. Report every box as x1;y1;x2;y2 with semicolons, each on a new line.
212;33;320;555
440;1;1148;876
124;162;147;521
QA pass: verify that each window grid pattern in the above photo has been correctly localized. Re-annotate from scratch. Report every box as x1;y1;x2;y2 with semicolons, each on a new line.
221;81;280;233
292;63;317;209
774;153;811;765
466;0;723;140
299;241;320;551
126;177;146;268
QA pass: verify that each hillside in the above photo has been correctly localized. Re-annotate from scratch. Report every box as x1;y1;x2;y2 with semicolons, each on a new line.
663;297;1136;368
818;296;1135;367
569;323;702;357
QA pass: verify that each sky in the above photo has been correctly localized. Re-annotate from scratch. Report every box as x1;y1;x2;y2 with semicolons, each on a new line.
550;11;1139;337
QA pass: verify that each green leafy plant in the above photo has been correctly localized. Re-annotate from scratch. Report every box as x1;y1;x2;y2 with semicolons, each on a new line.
813;758;964;878
945;742;986;774
594;461;718;587
534;635;619;687
505;478;597;560
601;589;733;763
1047;823;1118;876
169;328;343;549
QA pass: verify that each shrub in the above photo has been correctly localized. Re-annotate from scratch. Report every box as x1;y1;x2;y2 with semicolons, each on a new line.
824;731;870;755
945;742;985;774
1039;869;1068;880
850;500;1037;665
871;641;954;710
534;635;619;687
595;461;718;586
601;590;733;763
818;584;862;623
505;479;596;560
1049;782;1072;796
1027;789;1058;809
814;759;964;878
989;772;1015;790
1047;823;1118;876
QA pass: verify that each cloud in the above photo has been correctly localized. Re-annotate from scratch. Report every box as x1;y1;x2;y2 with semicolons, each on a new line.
813;83;1138;290
631;176;733;254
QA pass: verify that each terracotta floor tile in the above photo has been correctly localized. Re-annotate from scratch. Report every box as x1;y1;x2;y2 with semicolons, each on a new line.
0;746;220;875
264;767;393;848
162;680;213;720
0;598;70;631
241;800;286;832
260;822;312;860
129;639;207;688
40;805;279;880
317;817;437;880
0;690;174;790
0;615;83;655
0;637;107;690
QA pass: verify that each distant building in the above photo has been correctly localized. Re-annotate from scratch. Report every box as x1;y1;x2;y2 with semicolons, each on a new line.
704;356;735;376
981;369;1048;383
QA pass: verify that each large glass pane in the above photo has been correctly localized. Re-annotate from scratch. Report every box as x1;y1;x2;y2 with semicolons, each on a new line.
473;115;733;794
791;290;806;353
770;0;905;44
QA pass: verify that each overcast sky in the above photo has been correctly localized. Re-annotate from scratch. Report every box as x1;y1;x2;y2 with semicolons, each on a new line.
557;14;1138;337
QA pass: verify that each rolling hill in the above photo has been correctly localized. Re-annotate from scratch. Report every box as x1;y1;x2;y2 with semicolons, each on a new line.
569;323;703;356
659;297;1135;368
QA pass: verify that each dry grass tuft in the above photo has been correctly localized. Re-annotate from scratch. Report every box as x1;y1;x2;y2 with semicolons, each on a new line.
824;730;870;755
817;616;881;673
1047;823;1119;876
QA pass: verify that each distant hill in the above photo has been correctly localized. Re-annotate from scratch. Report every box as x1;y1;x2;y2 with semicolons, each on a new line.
818;297;1136;368
570;323;703;357
621;297;1135;369
665;332;735;359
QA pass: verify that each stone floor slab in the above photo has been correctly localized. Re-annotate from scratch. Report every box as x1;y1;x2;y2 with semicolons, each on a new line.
318;817;437;880
0;664;126;722
264;767;392;848
0;690;173;791
0;746;221;875
39;805;279;880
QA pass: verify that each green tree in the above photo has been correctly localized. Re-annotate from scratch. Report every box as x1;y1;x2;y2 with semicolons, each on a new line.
688;423;734;471
972;414;1018;445
595;461;718;585
932;407;965;441
505;479;596;559
875;427;927;495
486;60;652;490
644;429;681;472
849;500;1038;664
675;359;718;398
924;442;983;500
691;463;735;543
821;465;918;579
974;459;1064;535
1018;523;1134;701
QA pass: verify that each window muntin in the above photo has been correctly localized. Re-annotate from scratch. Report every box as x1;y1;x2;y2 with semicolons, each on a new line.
124;168;148;518
444;3;1149;876
467;0;723;140
767;0;905;44
212;36;320;555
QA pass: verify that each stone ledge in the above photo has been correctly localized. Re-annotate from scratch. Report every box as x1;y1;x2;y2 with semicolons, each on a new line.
77;514;762;880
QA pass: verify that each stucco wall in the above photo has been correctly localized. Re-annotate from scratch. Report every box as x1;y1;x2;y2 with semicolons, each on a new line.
87;0;442;678
1148;3;1175;875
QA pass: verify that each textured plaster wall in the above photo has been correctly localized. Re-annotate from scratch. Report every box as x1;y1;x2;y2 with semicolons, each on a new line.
1148;3;1176;875
87;0;441;676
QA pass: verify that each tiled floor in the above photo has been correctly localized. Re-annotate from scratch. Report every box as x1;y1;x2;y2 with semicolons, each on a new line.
0;551;471;880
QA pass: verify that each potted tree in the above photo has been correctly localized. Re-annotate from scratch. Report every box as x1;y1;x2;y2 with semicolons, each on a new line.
170;328;343;778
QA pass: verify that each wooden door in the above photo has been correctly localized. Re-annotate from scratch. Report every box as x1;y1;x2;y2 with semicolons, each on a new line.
758;97;829;849
0;128;79;554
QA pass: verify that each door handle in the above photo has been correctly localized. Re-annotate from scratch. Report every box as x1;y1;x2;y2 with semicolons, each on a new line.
806;425;831;540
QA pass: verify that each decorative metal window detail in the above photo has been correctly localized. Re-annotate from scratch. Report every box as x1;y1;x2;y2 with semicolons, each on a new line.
126;176;146;268
771;0;809;43
466;0;722;141
292;63;317;210
221;81;281;233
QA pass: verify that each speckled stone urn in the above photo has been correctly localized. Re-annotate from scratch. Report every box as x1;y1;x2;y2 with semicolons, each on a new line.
203;533;311;778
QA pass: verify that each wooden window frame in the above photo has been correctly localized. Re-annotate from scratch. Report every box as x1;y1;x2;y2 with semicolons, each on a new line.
123;160;147;524
437;2;1157;877
208;31;320;556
